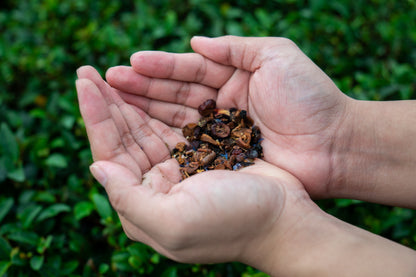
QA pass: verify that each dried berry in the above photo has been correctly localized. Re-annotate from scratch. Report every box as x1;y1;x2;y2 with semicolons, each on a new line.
251;126;261;144
198;99;216;116
246;149;259;159
172;99;263;179
211;122;231;138
182;123;198;139
174;142;187;152
231;127;252;149
200;151;216;166
188;140;200;150
200;133;220;146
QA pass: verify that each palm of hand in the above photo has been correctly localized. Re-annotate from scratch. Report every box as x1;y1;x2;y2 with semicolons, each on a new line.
76;65;307;263
240;49;347;195
106;37;348;196
147;163;289;263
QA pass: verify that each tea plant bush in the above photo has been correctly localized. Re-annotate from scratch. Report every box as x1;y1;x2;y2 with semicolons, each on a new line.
1;0;415;276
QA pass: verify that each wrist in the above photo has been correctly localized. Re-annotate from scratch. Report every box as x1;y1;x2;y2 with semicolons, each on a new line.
327;98;367;197
328;99;416;207
238;190;330;276
242;200;416;277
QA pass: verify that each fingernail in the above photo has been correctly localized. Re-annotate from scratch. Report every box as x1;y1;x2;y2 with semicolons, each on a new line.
192;35;211;40
90;164;107;187
76;67;82;78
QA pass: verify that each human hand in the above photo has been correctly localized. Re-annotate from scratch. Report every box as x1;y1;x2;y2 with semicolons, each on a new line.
75;65;321;267
105;36;352;198
76;65;416;277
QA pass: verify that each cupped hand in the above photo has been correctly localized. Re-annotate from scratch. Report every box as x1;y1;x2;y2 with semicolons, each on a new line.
75;66;318;265
105;36;352;198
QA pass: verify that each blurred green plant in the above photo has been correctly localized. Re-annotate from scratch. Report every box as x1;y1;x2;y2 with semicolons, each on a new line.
0;0;415;276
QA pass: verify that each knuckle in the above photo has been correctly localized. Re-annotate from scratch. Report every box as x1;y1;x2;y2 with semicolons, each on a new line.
194;57;207;83
175;82;191;105
276;37;298;50
120;130;136;148
166;54;176;79
159;125;175;142
132;121;152;141
172;107;188;127
106;139;126;160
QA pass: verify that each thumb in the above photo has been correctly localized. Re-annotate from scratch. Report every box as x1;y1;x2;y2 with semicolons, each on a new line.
89;161;162;229
190;35;288;72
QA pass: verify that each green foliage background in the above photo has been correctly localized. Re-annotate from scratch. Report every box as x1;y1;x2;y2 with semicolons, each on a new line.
1;0;415;276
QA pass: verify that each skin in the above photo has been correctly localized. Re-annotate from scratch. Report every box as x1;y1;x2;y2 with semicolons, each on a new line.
105;36;349;198
76;36;416;276
106;36;416;208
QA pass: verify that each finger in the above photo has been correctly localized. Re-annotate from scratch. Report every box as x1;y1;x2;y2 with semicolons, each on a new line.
90;160;179;238
130;51;236;89
77;65;114;103
76;79;143;178
131;105;184;137
141;159;181;193
78;66;192;130
141;113;188;151
76;71;153;174
115;92;201;128
215;68;251;110
190;36;296;71
77;66;171;172
106;89;175;166
106;66;218;108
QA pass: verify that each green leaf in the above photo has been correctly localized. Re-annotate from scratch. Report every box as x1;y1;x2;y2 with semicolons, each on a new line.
19;190;35;204
91;193;112;219
30;255;44;271
0;123;19;163
161;267;178;277
45;153;68;168
0;160;6;182
0;236;12;260
61;260;79;275
10;247;25;266
20;205;42;229
111;251;132;272
50;138;65;149
7;231;39;246
60;115;75;129
74;201;94;220
29;106;47;117
7;166;25;182
37;235;53;254
0;198;14;224
335;199;363;208
150;253;160;264
99;263;109;274
34;191;56;203
36;204;71;222
0;261;11;276
128;255;142;269
0;124;24;181
126;243;147;257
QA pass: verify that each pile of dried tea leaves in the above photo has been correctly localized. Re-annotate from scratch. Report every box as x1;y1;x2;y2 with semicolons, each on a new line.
171;99;263;179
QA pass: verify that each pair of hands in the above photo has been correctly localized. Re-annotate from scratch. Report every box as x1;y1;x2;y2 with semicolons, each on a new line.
76;36;415;275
